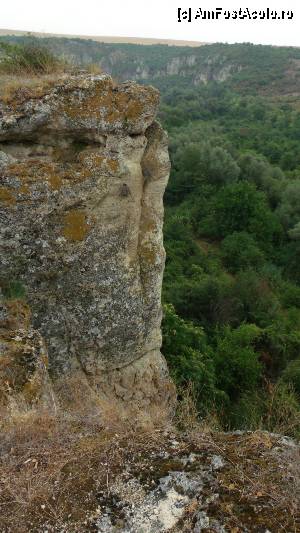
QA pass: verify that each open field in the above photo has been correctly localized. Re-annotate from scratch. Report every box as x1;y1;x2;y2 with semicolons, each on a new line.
0;28;208;47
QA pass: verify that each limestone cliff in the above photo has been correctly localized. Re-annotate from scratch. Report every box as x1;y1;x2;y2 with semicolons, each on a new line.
0;75;175;414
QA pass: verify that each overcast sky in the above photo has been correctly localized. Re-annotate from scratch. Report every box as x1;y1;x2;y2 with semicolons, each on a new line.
1;0;299;47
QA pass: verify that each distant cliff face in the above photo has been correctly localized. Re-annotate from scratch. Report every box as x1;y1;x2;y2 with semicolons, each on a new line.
101;54;241;85
0;75;175;414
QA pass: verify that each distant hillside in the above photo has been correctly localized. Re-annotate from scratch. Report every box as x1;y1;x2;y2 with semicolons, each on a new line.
1;33;300;97
0;29;205;47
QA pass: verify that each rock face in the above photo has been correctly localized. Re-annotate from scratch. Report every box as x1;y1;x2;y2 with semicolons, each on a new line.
0;75;175;413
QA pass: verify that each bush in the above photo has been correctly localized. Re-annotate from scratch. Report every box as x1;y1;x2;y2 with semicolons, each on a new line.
277;180;300;230
162;304;218;413
263;383;300;438
262;312;300;374
0;41;66;75
214;324;262;402
221;231;265;273
281;359;300;396
165;274;237;328
169;142;240;203
231;270;280;326
238;152;285;206
229;383;300;438
213;181;282;246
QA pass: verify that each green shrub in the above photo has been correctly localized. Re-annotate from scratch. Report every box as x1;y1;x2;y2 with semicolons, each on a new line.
214;324;262;402
277;181;300;230
238;152;285;206
221;231;265;273
0;41;66;75
259;312;300;378
212;181;282;246
229;383;300;438
231;270;280;326
281;359;300;396
263;383;300;438
165;274;238;328
162;304;218;412
279;280;300;308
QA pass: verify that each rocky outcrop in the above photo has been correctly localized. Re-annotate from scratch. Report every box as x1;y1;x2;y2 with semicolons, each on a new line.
0;74;175;414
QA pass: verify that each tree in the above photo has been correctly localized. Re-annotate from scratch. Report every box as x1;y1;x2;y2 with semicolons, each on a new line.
221;232;265;273
213;181;282;246
214;324;262;401
277;181;300;230
162;304;217;411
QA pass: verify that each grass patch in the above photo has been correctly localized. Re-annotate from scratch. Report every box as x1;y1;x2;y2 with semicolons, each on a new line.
0;41;67;76
0;406;298;532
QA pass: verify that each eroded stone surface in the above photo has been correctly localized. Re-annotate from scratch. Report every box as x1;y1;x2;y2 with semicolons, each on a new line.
0;75;175;412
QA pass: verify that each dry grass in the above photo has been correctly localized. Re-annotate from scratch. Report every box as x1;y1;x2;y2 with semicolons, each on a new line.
263;382;300;438
0;401;299;532
0;41;69;76
181;429;300;533
0;41;85;104
0;405;166;532
0;371;173;532
0;73;68;104
175;382;221;433
0;69;101;105
171;385;299;531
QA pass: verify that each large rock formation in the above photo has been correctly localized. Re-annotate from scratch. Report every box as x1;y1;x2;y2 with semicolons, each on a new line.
0;74;175;414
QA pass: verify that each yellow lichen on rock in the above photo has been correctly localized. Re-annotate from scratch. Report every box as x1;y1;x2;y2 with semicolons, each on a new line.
62;209;90;241
0;186;16;205
48;174;63;191
55;75;159;133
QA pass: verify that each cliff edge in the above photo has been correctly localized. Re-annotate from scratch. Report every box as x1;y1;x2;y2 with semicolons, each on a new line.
0;74;175;415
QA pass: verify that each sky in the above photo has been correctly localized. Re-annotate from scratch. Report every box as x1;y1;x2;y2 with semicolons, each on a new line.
1;0;299;47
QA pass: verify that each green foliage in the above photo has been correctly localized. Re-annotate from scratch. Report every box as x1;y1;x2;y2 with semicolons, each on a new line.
171;142;240;200
212;182;281;244
0;40;66;75
282;359;300;396
213;324;262;402
262;312;300;375
221;232;265;273
238;152;285;207
229;384;300;437
164;274;232;328
231;270;280;327
162;304;218;412
277;181;300;230
159;70;300;434
278;241;300;283
288;221;300;240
